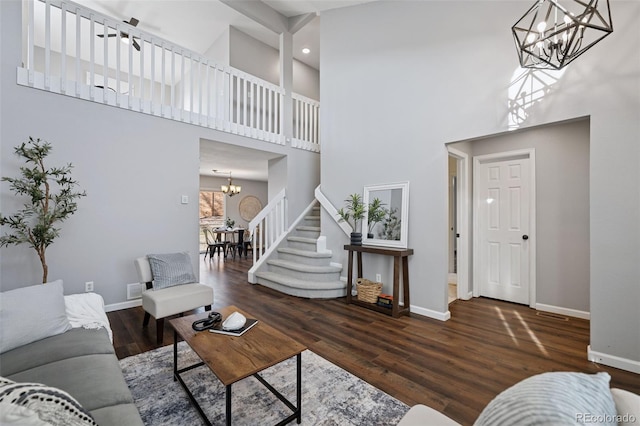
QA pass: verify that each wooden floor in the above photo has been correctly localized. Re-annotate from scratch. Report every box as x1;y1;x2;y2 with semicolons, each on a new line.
108;256;640;425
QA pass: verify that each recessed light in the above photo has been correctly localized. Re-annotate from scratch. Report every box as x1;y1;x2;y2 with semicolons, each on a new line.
302;47;311;54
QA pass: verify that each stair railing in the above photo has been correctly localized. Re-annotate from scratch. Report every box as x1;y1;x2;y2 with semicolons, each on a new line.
248;193;321;283
247;188;287;279
314;185;352;237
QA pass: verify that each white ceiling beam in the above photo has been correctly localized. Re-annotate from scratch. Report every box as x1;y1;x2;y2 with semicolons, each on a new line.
288;13;317;34
220;0;288;34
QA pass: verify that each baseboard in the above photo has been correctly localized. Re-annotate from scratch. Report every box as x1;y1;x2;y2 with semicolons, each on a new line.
105;299;142;312
410;305;451;321
587;345;640;374
536;303;590;320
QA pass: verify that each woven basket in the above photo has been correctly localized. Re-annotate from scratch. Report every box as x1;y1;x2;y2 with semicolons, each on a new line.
356;278;383;303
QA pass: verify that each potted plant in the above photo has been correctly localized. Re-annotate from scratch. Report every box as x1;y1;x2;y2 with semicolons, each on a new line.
366;197;387;239
0;137;86;283
337;193;366;245
225;217;235;229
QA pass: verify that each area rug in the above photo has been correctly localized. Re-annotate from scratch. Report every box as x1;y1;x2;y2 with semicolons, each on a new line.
120;342;409;425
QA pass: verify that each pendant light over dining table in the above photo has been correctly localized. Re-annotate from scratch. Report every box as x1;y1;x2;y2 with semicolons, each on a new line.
221;172;241;197
512;0;613;70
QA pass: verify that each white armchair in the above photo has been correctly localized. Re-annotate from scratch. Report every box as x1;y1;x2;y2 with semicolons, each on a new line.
134;255;214;344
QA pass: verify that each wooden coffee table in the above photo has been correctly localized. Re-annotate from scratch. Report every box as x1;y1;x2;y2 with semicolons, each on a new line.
169;305;307;426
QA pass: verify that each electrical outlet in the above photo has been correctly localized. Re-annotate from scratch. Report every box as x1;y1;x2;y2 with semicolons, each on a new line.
85;281;94;292
376;273;382;282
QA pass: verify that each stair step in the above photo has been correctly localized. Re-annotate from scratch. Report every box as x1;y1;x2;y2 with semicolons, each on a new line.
277;247;331;259
255;271;346;299
267;259;340;281
267;259;341;274
277;247;332;266
287;236;317;250
295;225;320;239
296;225;320;232
304;215;320;221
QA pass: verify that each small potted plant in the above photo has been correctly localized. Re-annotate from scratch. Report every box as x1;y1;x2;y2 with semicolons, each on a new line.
337;193;366;245
225;217;235;230
366;197;387;239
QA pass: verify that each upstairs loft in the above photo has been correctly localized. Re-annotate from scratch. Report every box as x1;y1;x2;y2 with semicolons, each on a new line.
18;0;320;152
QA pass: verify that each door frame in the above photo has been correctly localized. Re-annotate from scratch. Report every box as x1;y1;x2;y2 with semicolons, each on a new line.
447;147;470;300
472;148;537;308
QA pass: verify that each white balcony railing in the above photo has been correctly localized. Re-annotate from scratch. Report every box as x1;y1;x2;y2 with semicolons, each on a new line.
19;0;320;151
292;93;320;152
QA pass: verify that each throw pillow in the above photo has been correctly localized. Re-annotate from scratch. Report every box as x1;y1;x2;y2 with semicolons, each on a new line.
147;252;196;290
0;376;96;426
474;372;617;426
0;280;72;354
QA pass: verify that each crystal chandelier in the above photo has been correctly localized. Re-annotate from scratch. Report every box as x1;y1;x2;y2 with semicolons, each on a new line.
512;0;613;70
221;172;241;197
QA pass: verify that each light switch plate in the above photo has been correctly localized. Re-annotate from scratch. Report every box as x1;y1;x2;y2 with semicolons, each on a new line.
181;195;189;204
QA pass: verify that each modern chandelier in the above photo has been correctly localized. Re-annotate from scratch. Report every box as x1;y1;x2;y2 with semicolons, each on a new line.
221;172;241;197
512;0;613;70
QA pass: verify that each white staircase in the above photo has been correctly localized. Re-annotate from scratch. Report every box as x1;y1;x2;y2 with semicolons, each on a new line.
254;206;347;298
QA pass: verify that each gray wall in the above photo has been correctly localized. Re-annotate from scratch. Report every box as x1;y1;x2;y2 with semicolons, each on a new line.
320;1;639;365
0;0;320;306
229;26;320;100
451;118;590;312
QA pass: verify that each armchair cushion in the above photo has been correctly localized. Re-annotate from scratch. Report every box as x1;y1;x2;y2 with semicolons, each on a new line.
146;252;196;290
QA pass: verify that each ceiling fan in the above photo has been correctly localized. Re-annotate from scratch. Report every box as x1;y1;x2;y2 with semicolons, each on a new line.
97;17;141;51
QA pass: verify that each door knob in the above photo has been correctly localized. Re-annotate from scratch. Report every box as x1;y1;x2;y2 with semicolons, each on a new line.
522;235;529;240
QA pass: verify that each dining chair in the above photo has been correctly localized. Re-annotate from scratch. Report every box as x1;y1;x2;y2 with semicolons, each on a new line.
239;229;253;258
203;227;226;259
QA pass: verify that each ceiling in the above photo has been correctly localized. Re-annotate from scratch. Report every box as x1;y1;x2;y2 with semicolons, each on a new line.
79;0;374;71
77;0;375;182
199;139;284;182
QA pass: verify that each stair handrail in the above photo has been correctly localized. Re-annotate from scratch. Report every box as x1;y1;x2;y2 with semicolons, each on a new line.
247;188;286;282
314;185;351;237
248;194;319;283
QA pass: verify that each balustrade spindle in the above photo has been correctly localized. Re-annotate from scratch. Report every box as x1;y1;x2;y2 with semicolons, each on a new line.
60;2;66;93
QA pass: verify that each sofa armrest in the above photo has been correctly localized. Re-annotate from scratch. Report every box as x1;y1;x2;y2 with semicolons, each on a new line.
611;388;640;426
397;404;461;426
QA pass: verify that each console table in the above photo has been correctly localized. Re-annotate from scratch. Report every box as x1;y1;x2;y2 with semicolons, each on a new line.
344;245;414;318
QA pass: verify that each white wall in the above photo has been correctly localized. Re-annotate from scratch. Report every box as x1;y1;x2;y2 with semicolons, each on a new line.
203;28;230;65
0;0;320;306
320;1;639;367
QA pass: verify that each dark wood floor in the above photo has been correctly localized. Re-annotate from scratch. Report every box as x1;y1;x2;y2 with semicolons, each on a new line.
108;255;640;425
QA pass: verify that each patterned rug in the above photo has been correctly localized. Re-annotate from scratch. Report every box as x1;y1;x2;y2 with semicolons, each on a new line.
120;342;409;425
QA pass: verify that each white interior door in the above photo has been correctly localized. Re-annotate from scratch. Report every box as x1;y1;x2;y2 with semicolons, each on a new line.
475;151;534;305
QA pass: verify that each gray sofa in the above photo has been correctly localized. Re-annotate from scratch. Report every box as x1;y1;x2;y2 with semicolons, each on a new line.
0;281;143;426
0;327;143;425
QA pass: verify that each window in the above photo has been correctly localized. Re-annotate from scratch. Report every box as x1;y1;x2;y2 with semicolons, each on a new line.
199;190;224;219
199;191;225;252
